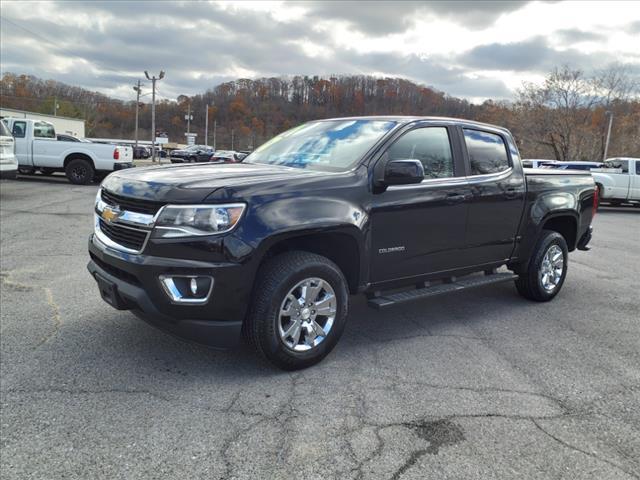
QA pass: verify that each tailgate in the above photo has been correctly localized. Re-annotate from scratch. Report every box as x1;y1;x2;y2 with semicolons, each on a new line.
116;146;133;162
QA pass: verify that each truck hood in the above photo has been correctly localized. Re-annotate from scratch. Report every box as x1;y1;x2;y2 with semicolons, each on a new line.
101;162;325;203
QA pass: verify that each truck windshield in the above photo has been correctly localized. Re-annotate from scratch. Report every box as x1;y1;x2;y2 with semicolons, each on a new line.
247;119;398;171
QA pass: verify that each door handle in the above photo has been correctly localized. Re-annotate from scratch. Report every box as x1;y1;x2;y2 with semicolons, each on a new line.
445;192;468;204
504;187;519;199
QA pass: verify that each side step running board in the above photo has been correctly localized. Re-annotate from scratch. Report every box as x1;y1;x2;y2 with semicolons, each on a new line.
367;272;518;310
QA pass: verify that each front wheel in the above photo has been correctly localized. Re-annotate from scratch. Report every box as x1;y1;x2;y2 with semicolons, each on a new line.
243;251;349;370
515;230;568;302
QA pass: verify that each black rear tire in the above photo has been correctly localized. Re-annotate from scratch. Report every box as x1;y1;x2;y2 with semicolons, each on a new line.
515;230;568;302
65;158;94;185
243;251;349;370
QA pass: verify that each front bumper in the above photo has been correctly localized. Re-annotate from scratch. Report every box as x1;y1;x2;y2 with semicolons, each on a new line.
87;233;247;348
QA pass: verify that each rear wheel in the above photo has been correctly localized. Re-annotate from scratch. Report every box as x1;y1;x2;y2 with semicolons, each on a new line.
515;230;568;302
65;158;94;185
243;251;349;370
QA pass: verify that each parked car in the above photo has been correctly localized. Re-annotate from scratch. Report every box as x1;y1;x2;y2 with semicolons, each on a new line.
0;119;18;179
3;118;133;184
88;116;596;370
591;157;640;206
170;145;214;163
540;161;605;171
209;150;242;163
133;146;150;159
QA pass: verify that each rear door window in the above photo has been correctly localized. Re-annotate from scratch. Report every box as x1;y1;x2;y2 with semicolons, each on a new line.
605;159;629;173
463;129;510;175
34;122;56;139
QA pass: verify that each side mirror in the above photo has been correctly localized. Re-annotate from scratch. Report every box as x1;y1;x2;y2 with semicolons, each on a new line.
383;159;424;186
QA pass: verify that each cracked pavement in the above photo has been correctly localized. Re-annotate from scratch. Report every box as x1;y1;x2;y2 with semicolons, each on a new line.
1;176;639;479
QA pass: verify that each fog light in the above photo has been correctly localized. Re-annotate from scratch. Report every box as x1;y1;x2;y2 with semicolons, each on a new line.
159;275;214;304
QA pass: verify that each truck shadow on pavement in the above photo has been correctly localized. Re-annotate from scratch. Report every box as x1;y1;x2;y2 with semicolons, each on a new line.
86;282;528;379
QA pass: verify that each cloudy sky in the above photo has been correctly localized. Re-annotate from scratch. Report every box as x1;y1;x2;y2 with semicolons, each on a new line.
1;0;639;103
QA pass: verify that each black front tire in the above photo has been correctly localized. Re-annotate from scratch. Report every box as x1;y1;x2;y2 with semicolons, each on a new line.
243;251;349;370
65;158;94;185
515;230;568;302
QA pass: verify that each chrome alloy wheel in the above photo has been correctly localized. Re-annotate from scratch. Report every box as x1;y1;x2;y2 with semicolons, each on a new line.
539;244;564;292
278;277;337;352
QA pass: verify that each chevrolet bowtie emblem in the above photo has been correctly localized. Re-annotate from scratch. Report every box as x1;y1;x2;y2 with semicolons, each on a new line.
101;205;121;223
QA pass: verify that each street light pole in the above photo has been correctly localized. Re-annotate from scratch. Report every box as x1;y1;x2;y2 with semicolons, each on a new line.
145;70;164;162
205;104;209;147
603;111;614;161
133;80;142;148
186;102;192;134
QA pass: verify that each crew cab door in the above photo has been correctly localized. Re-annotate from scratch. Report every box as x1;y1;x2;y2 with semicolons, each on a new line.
10;120;31;166
369;124;471;283
631;160;640;200
459;127;526;265
604;159;632;200
30;121;58;167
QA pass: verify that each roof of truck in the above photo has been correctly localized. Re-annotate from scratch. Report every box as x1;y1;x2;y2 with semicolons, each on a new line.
316;115;511;133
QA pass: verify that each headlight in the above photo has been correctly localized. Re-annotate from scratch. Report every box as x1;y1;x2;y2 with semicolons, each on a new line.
153;203;245;238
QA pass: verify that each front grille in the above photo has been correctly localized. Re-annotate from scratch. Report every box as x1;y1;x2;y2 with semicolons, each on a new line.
101;189;164;215
99;218;148;251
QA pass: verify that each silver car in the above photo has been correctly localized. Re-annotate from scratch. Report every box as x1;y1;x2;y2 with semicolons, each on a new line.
0;120;18;179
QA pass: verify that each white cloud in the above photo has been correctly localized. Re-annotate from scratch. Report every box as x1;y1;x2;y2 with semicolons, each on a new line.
1;0;638;102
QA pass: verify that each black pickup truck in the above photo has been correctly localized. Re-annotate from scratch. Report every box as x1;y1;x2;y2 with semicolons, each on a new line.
88;117;597;369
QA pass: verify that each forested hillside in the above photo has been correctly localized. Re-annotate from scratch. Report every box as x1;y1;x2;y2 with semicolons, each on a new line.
1;68;638;160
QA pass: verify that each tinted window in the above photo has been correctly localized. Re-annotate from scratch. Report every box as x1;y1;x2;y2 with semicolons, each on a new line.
34;121;55;139
463;129;510;175
605;159;629;173
636;161;640;175
386;127;454;179
12;121;26;138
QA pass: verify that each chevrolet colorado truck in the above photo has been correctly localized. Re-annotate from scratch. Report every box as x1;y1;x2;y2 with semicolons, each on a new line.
87;117;597;370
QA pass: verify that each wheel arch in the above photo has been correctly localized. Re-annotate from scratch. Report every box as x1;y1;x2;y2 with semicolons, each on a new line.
64;152;95;170
539;212;578;251
254;227;363;294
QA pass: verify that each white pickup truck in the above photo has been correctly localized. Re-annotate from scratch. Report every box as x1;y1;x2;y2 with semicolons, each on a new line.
592;157;640;206
3;118;133;184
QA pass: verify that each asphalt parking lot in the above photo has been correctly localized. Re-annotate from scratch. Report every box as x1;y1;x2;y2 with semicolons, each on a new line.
1;175;639;480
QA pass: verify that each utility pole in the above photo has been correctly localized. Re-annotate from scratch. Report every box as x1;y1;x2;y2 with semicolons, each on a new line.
145;70;164;162
53;96;58;116
205;104;209;147
603;111;614;161
133;80;142;148
213;120;217;151
185;102;192;134
231;128;235;151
